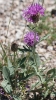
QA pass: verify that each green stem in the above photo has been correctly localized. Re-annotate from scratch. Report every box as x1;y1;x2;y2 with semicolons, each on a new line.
32;46;38;71
32;24;44;83
14;52;17;93
42;0;44;6
32;46;44;83
14;52;15;66
7;0;14;35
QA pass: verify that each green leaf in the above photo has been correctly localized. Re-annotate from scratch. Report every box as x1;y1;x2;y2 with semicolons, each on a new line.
32;64;45;83
0;62;3;71
7;58;14;75
35;53;41;67
50;92;56;99
27;24;35;30
40;34;51;42
23;46;32;52
20;64;25;68
20;57;26;65
3;66;10;82
46;68;56;81
30;62;45;83
1;80;12;93
40;16;47;22
37;72;45;83
28;57;34;66
44;89;49;98
21;67;27;73
13;95;22;100
0;45;7;62
47;68;55;75
29;57;34;62
19;72;35;82
31;81;41;90
18;46;32;52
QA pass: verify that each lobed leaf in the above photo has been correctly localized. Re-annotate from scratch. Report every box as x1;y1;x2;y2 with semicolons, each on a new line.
7;58;14;75
1;80;12;93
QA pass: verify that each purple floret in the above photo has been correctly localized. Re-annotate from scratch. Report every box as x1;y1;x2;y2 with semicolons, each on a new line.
23;3;45;22
24;31;39;47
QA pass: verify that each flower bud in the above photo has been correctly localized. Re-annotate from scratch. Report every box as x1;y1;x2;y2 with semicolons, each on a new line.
11;42;18;52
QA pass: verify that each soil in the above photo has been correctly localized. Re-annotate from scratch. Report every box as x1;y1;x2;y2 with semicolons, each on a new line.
0;86;56;100
1;95;9;100
28;94;56;100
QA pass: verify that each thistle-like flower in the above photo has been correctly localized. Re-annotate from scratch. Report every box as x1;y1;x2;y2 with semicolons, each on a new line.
24;31;39;47
23;3;45;23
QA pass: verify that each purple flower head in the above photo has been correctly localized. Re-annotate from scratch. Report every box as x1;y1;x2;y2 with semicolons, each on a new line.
23;3;45;22
24;31;39;47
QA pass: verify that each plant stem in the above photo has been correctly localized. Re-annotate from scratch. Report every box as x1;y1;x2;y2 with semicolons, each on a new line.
7;0;14;36
14;52;17;93
32;46;38;71
42;0;44;6
32;23;38;71
14;52;15;66
32;46;44;83
55;0;56;9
